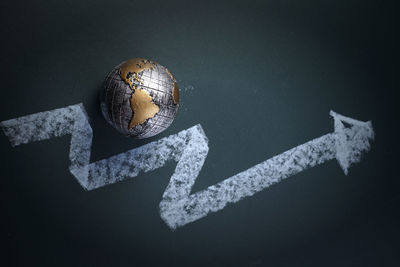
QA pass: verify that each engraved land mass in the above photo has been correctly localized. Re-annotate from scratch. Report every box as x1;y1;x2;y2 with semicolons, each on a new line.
119;58;160;129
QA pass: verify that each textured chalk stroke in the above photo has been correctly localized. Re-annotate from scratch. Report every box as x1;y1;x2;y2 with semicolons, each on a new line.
0;104;374;230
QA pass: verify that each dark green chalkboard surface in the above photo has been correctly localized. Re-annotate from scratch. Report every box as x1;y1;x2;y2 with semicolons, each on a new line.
1;0;398;266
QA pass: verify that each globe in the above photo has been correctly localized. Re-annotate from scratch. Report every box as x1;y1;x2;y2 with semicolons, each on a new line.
100;58;179;138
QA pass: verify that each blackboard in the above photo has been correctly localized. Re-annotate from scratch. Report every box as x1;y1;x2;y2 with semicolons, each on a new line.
1;0;398;266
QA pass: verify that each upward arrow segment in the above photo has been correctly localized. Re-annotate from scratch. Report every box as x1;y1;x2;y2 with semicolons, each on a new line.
1;104;374;229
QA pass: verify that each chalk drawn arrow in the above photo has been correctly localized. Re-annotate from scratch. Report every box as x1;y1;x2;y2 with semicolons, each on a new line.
0;103;374;229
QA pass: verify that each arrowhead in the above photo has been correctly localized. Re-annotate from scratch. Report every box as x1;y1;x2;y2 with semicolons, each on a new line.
330;111;374;175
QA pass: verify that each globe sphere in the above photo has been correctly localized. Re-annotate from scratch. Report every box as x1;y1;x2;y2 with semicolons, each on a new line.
100;58;179;138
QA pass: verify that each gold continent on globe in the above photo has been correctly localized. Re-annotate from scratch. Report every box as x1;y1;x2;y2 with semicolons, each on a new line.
100;58;179;138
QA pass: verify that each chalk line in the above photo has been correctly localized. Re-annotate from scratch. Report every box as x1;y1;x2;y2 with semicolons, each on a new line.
0;104;374;229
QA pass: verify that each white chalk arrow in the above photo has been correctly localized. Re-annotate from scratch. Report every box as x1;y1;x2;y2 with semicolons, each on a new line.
0;104;374;229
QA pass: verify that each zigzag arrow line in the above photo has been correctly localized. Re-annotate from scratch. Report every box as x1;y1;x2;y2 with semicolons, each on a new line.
0;103;374;230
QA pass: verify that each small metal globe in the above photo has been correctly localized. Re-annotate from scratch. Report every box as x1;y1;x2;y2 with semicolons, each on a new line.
100;58;179;138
